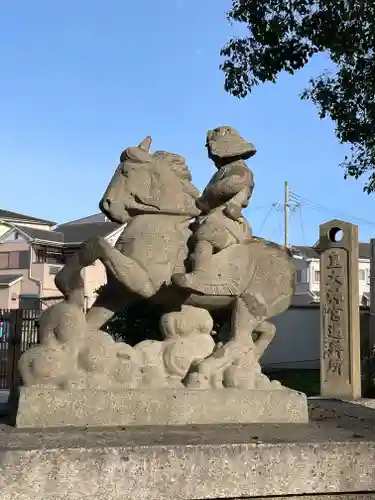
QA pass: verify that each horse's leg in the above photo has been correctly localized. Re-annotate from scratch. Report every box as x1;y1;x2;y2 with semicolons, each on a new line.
254;321;276;360
80;237;161;299
85;281;129;331
186;297;262;388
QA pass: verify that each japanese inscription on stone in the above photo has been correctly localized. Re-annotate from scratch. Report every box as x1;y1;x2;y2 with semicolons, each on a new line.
319;220;361;400
322;248;350;383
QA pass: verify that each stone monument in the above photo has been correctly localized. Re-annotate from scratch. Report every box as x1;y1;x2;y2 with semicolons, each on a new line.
318;220;361;400
15;127;308;427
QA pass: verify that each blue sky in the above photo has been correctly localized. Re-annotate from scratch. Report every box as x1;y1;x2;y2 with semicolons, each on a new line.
1;0;375;245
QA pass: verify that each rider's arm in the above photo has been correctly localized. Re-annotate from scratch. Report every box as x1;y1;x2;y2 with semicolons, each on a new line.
201;167;251;206
224;187;251;220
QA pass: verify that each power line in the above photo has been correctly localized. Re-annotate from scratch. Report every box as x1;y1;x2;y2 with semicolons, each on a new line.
298;204;306;244
290;190;375;228
274;220;284;242
266;218;284;243
250;203;276;211
257;204;276;234
284;181;289;247
249;183;375;245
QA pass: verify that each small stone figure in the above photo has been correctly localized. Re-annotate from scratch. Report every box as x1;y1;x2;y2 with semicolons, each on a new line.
172;126;256;295
19;255;87;388
200;125;256;218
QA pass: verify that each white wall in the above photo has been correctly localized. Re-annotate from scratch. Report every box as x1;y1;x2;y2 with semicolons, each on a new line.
261;307;320;370
293;257;370;302
359;259;371;296
261;305;370;370
293;258;310;294
309;260;321;293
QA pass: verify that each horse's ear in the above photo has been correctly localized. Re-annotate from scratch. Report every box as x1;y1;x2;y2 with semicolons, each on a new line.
138;136;152;151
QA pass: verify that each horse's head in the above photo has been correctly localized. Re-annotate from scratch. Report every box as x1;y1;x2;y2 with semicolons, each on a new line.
99;137;152;223
100;137;200;223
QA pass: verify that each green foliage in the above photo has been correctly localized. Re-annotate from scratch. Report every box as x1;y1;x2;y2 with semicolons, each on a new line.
94;286;228;345
105;300;167;345
221;0;375;192
94;286;167;344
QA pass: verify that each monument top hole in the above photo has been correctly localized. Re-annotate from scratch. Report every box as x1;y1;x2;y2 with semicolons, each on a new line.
328;227;343;242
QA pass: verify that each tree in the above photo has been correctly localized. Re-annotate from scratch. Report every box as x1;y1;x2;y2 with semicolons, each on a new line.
94;286;166;345
94;286;228;345
221;0;375;192
105;301;167;345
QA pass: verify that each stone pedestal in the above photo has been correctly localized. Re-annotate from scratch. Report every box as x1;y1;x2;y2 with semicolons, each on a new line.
16;387;308;428
2;399;375;500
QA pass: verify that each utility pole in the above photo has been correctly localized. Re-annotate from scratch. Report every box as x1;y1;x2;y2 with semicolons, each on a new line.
284;180;289;247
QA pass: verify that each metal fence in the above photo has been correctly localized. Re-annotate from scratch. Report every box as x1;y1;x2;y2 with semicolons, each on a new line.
0;309;41;390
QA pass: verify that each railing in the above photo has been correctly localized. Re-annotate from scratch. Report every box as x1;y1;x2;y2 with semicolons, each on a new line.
0;308;41;390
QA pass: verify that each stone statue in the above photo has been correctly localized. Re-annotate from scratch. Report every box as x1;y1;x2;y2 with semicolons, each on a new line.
16;127;306;427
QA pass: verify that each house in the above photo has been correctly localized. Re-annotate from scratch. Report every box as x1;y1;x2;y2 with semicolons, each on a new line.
0;209;56;237
290;243;370;306
0;212;124;310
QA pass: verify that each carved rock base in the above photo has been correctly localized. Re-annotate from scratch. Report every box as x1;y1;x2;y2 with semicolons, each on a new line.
15;387;308;428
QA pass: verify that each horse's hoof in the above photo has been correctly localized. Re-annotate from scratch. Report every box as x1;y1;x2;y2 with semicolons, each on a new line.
171;273;205;295
171;273;189;287
79;237;101;266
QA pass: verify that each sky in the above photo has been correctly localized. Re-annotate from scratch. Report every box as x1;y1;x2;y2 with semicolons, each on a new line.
1;0;375;245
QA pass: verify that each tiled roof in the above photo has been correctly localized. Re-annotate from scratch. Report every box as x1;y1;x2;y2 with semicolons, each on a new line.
359;243;371;259
0;209;55;225
54;221;121;244
0;274;23;286
293;246;320;259
21;227;64;243
293;243;371;260
9;221;121;246
61;213;107;225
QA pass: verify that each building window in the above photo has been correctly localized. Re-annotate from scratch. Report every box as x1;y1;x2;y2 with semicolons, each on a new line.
49;266;62;275
8;252;20;268
359;269;366;281
0;251;28;269
296;269;308;283
314;270;320;283
0;253;8;269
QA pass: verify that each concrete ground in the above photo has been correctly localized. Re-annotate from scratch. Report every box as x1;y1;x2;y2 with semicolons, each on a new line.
1;398;375;500
0;397;375;435
0;395;374;427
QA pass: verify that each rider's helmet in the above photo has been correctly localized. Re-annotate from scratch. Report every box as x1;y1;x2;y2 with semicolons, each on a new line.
206;126;256;162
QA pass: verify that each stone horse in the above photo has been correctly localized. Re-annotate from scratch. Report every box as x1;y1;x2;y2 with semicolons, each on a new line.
60;137;295;387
